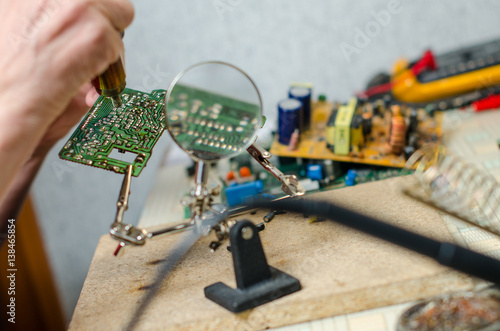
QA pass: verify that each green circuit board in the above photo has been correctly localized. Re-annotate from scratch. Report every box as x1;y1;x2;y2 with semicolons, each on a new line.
59;85;261;176
166;84;261;160
59;88;167;177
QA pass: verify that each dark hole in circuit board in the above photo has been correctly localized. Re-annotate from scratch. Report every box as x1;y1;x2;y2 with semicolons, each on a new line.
108;148;140;164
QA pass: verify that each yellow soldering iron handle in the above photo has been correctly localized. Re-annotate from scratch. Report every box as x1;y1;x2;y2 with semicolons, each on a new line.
91;31;126;108
91;57;126;97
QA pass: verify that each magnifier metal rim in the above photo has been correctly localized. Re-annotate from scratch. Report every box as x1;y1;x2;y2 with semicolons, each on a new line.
164;60;263;163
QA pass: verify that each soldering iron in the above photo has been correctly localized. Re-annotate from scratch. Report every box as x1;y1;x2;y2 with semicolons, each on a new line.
91;32;126;108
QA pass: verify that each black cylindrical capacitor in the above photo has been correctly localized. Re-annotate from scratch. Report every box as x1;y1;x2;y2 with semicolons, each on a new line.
289;87;312;129
278;99;302;145
409;109;419;133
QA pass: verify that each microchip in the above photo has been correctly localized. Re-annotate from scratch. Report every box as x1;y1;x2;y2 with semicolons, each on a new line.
59;88;167;177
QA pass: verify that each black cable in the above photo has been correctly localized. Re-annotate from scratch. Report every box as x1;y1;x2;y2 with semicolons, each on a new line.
246;197;500;284
127;197;500;329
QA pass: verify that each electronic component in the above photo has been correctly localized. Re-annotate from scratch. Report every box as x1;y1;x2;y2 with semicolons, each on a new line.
278;99;302;145
226;170;236;181
387;105;407;155
287;128;300;151
225;180;264;207
289;86;312;129
59;88;166;177
298;178;320;192
263;159;408;195
326;98;364;156
271;95;442;168
345;169;357;186
306;164;323;181
311;94;333;133
239;166;252;178
263;210;286;223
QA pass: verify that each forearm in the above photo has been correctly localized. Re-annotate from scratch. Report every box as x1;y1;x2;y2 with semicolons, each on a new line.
0;106;50;204
0;145;50;244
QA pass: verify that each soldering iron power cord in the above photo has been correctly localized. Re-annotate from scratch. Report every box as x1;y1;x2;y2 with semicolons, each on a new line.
125;196;500;330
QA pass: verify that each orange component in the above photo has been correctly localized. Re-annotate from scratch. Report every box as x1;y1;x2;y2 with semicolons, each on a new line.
239;166;252;178
287;129;300;151
226;171;236;181
388;106;407;155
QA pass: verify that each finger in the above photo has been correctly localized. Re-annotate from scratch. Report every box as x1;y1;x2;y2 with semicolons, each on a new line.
37;82;92;146
86;87;100;107
36;11;124;96
10;0;132;122
91;0;135;32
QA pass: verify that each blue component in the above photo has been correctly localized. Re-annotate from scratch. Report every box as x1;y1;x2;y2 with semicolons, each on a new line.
278;99;302;145
261;193;276;199
225;180;264;207
307;164;323;181
289;87;312;129
345;169;357;186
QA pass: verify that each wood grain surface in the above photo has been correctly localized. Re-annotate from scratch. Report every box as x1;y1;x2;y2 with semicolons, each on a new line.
69;177;474;330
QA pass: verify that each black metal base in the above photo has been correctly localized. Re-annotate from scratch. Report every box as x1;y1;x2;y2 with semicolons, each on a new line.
205;266;301;313
204;220;301;312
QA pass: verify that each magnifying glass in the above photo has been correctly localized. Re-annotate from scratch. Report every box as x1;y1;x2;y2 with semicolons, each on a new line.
165;61;263;219
165;61;263;163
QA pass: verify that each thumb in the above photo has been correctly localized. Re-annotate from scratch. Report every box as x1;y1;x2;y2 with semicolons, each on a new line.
85;88;100;107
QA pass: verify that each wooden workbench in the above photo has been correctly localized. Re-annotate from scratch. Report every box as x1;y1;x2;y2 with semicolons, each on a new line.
69;177;473;330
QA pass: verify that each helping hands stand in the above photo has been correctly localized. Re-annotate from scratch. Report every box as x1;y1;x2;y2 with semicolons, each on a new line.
205;220;301;312
108;143;305;256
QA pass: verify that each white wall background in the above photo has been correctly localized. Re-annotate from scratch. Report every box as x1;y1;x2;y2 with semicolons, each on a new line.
31;0;500;322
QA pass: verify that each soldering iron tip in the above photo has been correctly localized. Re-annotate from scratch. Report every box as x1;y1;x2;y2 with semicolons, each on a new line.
111;95;122;108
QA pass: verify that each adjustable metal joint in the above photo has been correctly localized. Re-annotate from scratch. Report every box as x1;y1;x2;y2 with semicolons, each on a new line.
110;222;148;246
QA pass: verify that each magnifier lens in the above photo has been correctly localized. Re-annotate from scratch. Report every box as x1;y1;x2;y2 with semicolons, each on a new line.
165;62;262;162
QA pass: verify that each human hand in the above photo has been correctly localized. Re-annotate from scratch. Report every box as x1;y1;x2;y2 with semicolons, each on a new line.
32;82;96;158
0;0;134;146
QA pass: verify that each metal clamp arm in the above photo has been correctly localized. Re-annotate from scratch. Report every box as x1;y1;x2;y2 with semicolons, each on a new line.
115;164;133;224
110;165;148;255
109;165;198;256
246;144;305;197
